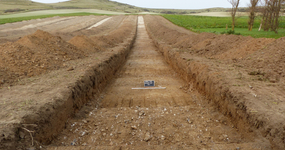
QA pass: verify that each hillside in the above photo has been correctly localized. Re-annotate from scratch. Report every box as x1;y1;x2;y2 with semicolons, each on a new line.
0;0;234;15
0;0;51;14
0;0;147;14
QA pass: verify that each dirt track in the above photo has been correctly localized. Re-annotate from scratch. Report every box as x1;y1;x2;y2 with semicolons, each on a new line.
0;15;284;149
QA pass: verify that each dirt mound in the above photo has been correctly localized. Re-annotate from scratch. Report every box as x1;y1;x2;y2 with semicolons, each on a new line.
146;20;189;45
68;35;106;52
240;37;285;82
144;15;285;149
88;15;138;49
0;30;85;86
0;16;138;87
173;32;217;49
145;15;274;61
190;34;274;60
214;37;274;60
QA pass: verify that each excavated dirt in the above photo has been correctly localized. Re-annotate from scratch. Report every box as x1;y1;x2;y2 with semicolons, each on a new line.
0;30;85;86
46;16;271;150
0;15;137;149
0;14;284;150
144;15;285;149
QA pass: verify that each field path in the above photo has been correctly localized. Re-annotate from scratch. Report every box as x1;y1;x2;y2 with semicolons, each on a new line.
87;17;112;30
46;16;270;150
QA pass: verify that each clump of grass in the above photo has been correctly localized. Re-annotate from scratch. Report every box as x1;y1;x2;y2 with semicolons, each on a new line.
220;30;241;35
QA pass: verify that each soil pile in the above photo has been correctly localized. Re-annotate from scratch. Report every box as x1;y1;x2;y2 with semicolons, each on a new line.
144;15;285;149
145;15;275;60
240;37;285;82
0;30;85;86
173;32;216;49
145;20;189;45
90;15;138;49
0;16;137;87
190;34;274;60
68;35;106;52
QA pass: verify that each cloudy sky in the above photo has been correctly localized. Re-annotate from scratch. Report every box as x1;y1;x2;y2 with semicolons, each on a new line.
32;0;249;9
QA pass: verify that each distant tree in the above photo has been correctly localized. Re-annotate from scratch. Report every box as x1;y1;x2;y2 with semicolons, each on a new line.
227;0;240;30
259;0;284;33
248;0;260;31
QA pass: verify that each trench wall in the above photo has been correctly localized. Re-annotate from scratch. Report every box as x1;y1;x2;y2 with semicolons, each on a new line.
144;15;284;150
0;17;137;150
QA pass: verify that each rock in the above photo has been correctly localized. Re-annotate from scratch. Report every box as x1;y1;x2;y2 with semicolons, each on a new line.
82;143;87;146
0;79;4;84
71;139;76;146
144;132;151;141
139;111;145;116
161;135;165;140
187;118;193;124
131;125;137;130
19;131;25;139
67;67;74;71
270;79;277;83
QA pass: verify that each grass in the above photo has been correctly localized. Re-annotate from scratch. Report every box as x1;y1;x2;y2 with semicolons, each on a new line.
198;28;285;38
0;12;108;25
0;9;125;19
162;14;285;39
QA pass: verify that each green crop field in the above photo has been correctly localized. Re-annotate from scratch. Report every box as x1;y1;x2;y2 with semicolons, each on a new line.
0;9;125;19
162;14;285;39
0;12;109;25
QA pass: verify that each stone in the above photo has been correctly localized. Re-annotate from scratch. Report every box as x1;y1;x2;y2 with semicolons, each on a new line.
139;111;145;116
144;132;151;141
161;135;165;140
67;67;74;71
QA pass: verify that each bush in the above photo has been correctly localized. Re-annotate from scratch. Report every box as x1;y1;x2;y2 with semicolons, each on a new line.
220;30;241;35
4;8;25;13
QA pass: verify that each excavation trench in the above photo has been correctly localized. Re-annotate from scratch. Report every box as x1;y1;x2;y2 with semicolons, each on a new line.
144;15;285;149
45;16;271;149
0;16;137;150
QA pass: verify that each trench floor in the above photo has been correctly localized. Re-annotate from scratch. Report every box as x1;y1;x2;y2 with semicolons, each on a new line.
47;16;268;150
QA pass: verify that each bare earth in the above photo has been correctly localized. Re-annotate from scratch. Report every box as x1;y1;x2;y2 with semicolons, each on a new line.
46;16;270;150
0;15;284;150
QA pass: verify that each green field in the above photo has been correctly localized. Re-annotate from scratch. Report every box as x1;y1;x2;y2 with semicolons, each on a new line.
162;14;285;38
0;9;125;19
0;12;109;25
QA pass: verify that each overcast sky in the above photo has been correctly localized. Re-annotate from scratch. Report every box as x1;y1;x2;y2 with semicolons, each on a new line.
32;0;249;9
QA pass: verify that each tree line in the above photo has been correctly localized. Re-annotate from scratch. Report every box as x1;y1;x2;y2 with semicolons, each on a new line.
228;0;285;33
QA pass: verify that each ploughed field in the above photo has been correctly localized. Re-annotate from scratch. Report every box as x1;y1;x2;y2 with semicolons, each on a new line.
0;15;284;150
